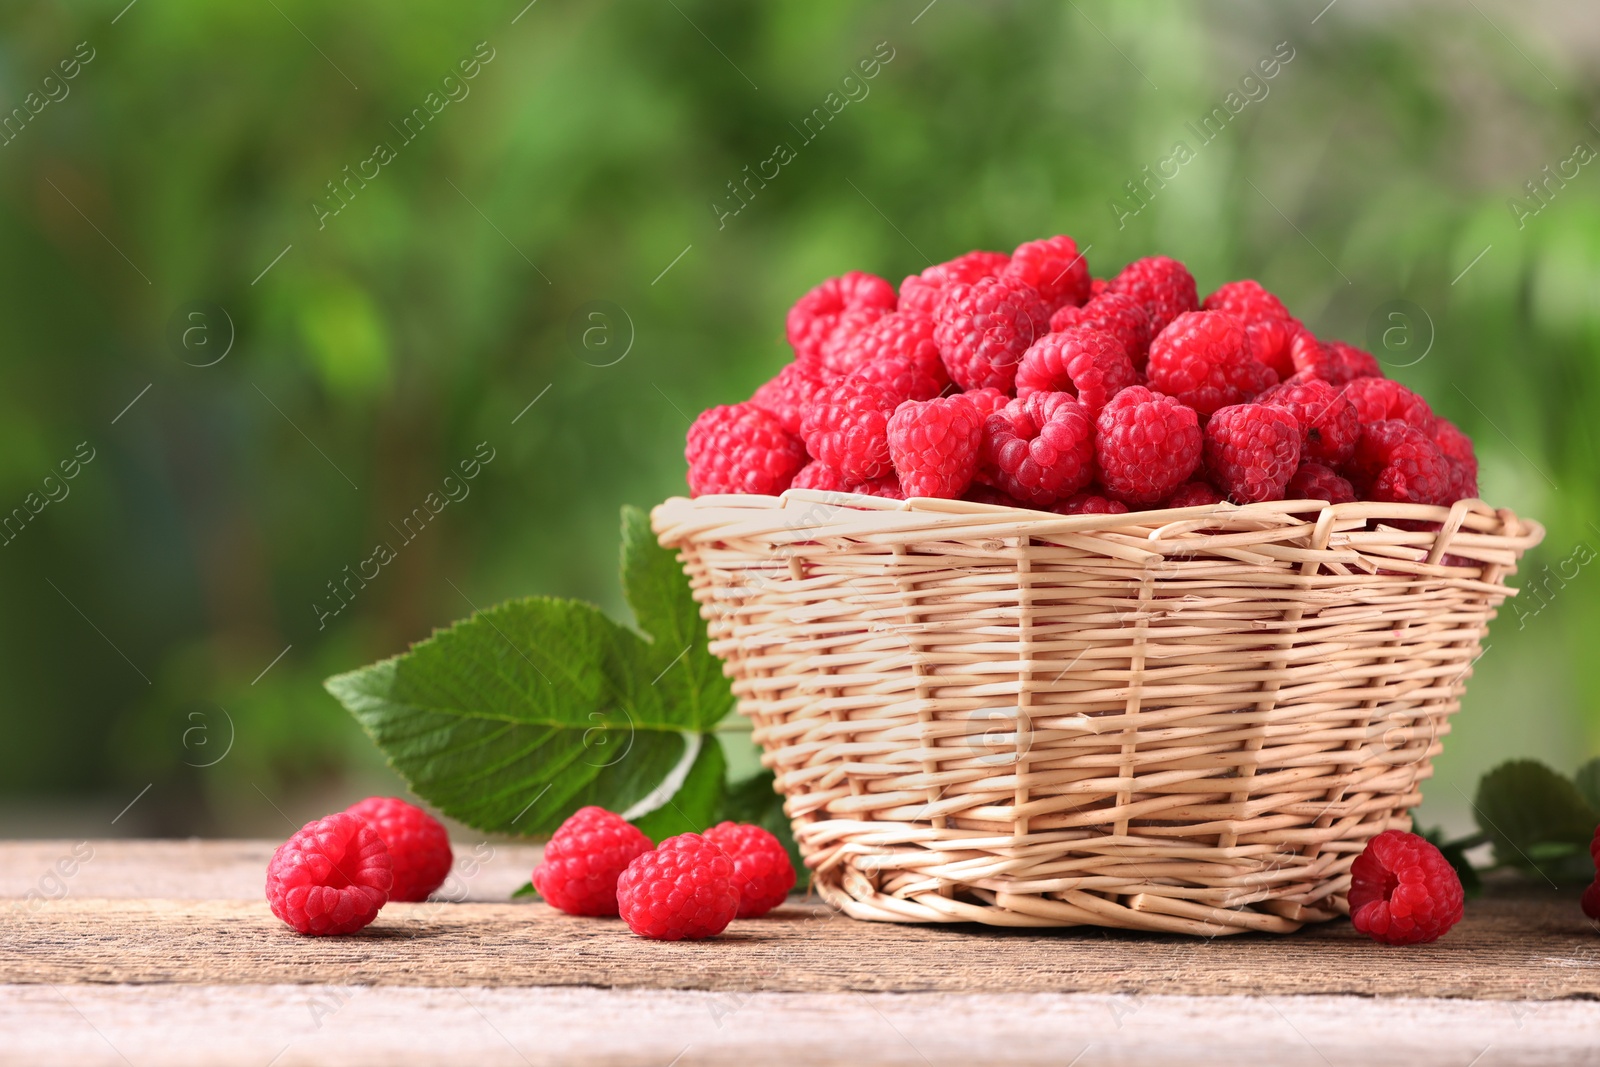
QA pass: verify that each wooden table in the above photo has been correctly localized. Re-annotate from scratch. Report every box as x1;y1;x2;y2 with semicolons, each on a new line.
4;840;1597;1065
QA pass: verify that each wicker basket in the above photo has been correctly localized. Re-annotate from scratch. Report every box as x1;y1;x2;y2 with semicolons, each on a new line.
652;490;1543;935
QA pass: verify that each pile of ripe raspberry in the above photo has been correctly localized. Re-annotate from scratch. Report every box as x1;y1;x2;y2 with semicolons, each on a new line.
265;796;454;935
532;806;795;940
686;239;1479;513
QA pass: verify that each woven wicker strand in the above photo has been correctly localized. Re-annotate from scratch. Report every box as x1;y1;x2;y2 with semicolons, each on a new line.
652;491;1543;935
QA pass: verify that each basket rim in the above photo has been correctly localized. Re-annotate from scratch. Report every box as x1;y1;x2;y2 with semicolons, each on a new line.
653;490;1544;556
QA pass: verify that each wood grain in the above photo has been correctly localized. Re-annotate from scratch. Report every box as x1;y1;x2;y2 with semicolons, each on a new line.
8;888;1598;999
7;984;1599;1067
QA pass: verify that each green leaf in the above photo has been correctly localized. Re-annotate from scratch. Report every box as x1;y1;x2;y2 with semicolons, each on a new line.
1574;758;1600;813
1473;759;1599;878
511;881;537;899
325;507;735;836
632;735;727;842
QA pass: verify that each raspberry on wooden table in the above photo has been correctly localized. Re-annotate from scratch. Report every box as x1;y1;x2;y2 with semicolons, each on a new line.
785;271;897;377
887;393;985;499
1049;291;1153;371
1000;234;1091;313
345;796;453;903
933;277;1052;393
1105;255;1198;335
531;806;653;917
1094;385;1202;507
1203;403;1302;504
898;250;1010;317
266;812;392;936
1013;327;1139;415
981;392;1096;506
616;833;740;941
1146;310;1278;416
800;375;899;482
1348;829;1465;945
685;403;807;497
703;821;796;918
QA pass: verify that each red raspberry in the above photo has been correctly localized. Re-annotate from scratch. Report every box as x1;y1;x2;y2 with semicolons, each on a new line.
933;277;1052;392
1106;255;1198;335
1204;403;1301;504
685;403;808;497
790;461;902;498
1094;386;1203;507
1429;417;1479;501
1342;377;1434;430
1348;420;1453;505
1290;333;1383;385
1286;461;1356;504
1001;234;1091;312
981;392;1096;506
1052;491;1129;516
1162;481;1224;508
749;363;826;435
898;250;1009;316
1088;277;1110;300
964;387;1010;420
1148;311;1278;416
615;833;740;941
1203;280;1300;375
1583;880;1600;921
800;376;897;482
1258;378;1360;466
1348;829;1465;945
887;394;984;499
531;806;653;917
1013;327;1139;415
842;312;951;404
1049;292;1153;370
345;796;452;903
703;821;796;918
266;812;392;936
963;483;1032;509
785;271;897;377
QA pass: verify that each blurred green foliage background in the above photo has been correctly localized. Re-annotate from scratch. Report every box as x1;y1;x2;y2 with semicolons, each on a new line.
0;0;1594;837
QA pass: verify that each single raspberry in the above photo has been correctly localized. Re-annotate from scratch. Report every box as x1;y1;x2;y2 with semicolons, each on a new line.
1258;378;1360;466
933;277;1052;392
1347;420;1453;505
1290;333;1383;385
1147;311;1278;416
1286;461;1357;504
800;376;897;482
981;392;1096;506
345;796;453;903
1001;234;1091;312
266;812;392;936
898;251;1010;316
1202;279;1291;325
887;394;984;499
964;387;1010;420
1162;481;1225;508
1049;292;1153;370
1429;417;1479;501
1052;491;1130;516
1106;255;1198;335
1342;377;1434;430
685;403;808;497
1244;316;1301;380
1094;386;1203;507
785;271;897;377
615;833;740;941
531;806;653;917
842;312;951;404
749;363;826;435
1013;327;1139;415
703;821;796;918
1348;829;1465;945
1203;404;1301;504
